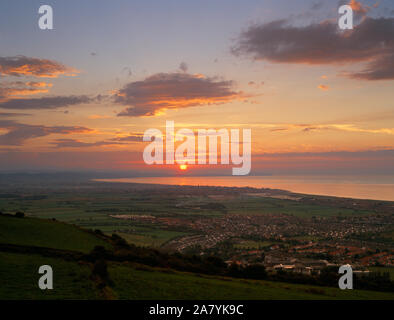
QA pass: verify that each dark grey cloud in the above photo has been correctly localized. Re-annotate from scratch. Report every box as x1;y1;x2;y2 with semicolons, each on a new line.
50;133;143;148
0;120;92;146
0;112;31;118
114;72;243;117
233;17;394;80
347;52;394;80
311;1;324;10
179;62;188;73
122;67;132;77
0;95;97;110
50;139;118;148
0;55;77;78
110;133;144;142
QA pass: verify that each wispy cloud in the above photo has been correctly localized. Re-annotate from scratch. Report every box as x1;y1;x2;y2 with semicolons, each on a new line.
0;120;92;146
268;123;394;135
50;133;143;148
0;95;101;110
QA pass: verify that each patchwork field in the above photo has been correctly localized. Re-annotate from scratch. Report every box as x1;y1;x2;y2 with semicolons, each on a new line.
0;180;381;249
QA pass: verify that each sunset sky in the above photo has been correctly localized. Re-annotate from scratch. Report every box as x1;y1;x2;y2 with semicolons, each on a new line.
0;0;394;175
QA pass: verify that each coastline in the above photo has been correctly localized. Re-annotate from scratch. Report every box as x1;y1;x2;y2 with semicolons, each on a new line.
94;175;394;202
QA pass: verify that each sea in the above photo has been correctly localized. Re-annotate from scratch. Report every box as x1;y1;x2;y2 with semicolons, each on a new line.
95;174;394;201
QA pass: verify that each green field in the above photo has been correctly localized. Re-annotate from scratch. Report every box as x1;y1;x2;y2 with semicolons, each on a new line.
0;215;110;253
234;240;274;249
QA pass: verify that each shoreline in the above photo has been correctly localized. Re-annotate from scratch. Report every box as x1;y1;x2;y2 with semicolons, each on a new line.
93;176;394;203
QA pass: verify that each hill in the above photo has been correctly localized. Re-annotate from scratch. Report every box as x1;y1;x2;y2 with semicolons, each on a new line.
0;214;393;300
0;214;110;253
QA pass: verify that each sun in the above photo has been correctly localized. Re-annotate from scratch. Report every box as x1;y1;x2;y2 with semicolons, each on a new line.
179;164;188;170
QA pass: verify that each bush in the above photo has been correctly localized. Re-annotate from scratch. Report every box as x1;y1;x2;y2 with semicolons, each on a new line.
15;211;25;218
92;260;109;280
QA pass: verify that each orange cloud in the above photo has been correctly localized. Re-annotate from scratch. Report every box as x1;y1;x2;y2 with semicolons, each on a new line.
0;87;48;98
318;84;329;91
0;56;79;78
26;81;53;88
114;72;246;117
349;0;368;14
88;114;112;120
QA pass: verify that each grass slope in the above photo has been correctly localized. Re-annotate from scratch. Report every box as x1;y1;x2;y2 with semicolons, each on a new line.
0;215;110;253
109;263;394;300
0;252;98;299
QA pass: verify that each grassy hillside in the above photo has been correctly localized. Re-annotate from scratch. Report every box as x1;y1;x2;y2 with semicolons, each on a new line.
0;252;98;299
0;215;110;253
1;252;393;300
109;263;394;300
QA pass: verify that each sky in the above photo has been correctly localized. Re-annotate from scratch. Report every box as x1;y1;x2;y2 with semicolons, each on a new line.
0;0;394;175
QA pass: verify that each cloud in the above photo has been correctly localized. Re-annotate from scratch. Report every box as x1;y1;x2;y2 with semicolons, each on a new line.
26;81;53;88
179;62;188;73
50;139;118;148
0;95;97;110
310;1;324;10
122;67;132;77
0;81;54;100
0;56;78;78
110;133;144;142
88;114;112;120
318;84;329;90
0;87;49;99
0;112;31;118
232;17;394;80
268;123;394;135
113;72;244;117
50;133;143;148
345;52;394;80
349;0;368;14
0;120;92;146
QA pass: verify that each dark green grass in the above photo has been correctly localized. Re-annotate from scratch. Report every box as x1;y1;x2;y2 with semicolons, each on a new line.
0;252;98;300
369;267;394;280
109;263;394;300
0;215;110;253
